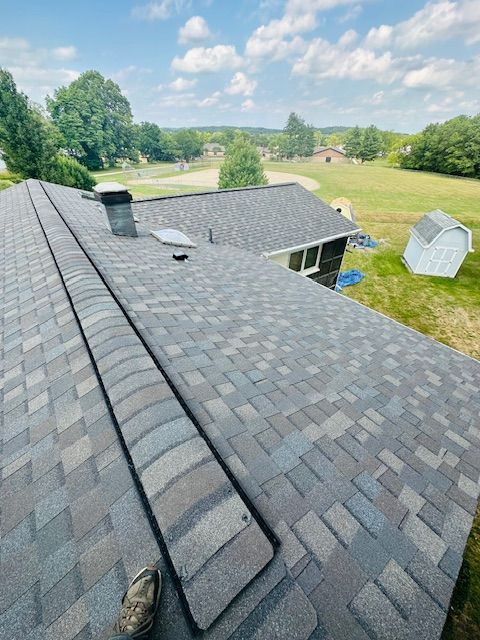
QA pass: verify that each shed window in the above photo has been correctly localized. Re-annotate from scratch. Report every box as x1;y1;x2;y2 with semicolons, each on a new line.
289;250;304;272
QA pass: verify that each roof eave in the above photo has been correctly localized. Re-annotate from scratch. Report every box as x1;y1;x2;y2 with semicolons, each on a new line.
263;228;361;258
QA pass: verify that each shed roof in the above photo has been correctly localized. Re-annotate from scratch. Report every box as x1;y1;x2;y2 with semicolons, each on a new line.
411;209;472;248
1;179;480;640
133;182;359;256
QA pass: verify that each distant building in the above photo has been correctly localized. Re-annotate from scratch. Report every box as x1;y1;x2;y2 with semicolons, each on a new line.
257;146;272;160
203;143;225;157
0;150;6;172
403;209;473;278
311;146;351;164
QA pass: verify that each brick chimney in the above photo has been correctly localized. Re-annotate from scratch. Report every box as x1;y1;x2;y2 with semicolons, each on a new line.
94;182;137;237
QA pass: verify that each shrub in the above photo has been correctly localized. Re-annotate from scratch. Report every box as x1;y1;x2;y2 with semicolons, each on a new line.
45;155;96;190
0;170;23;183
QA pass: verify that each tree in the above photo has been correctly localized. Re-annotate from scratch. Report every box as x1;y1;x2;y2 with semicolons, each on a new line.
283;112;315;158
45;155;96;190
0;69;96;189
359;125;382;162
173;129;203;161
135;122;176;161
218;134;268;189
344;126;363;160
47;70;136;170
325;133;344;147
397;114;480;178
268;133;289;160
0;68;60;178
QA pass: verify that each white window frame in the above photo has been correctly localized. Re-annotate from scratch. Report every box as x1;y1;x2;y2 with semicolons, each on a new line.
289;245;323;275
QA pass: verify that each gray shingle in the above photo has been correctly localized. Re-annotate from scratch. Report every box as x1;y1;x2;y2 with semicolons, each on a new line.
411;209;464;246
2;178;480;640
133;182;358;256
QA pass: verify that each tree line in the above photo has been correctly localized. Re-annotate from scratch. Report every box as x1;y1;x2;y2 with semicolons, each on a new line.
391;114;480;179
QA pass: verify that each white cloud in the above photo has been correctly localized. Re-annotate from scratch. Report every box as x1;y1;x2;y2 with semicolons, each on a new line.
132;0;189;21
241;98;255;111
293;36;397;83
245;0;367;60
52;46;77;61
157;92;196;108
198;91;222;107
338;29;357;47
364;25;393;49
169;76;198;91
225;72;257;96
178;16;211;44
171;44;243;73
403;56;480;89
365;0;480;50
0;37;80;103
338;4;363;23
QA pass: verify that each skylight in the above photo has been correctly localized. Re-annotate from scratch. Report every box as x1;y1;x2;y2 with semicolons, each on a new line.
150;228;197;248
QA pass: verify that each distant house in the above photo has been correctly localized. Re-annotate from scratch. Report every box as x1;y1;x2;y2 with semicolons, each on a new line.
403;209;473;277
203;143;225;157
257;146;271;160
0;150;6;172
311;146;351;164
135;182;360;290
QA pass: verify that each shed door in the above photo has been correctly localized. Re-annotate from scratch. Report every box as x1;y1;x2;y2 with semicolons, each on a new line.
426;246;458;275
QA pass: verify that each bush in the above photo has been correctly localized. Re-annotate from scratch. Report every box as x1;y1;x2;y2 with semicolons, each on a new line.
45;155;96;190
0;170;23;183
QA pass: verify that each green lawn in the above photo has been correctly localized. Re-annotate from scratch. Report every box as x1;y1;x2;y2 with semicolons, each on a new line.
92;160;216;198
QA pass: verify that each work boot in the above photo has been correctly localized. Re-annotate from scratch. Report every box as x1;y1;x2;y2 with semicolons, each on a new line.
112;565;162;638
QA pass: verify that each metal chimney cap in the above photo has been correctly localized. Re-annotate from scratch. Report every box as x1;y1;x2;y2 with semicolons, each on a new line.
94;182;129;195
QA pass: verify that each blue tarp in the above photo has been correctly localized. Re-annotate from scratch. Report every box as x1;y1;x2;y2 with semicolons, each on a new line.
336;269;365;291
349;233;378;249
357;237;378;248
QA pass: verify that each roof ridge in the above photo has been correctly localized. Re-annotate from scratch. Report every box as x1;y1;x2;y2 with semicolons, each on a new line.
133;181;299;203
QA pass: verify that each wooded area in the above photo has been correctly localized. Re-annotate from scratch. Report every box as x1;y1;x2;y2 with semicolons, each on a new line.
1;66;479;189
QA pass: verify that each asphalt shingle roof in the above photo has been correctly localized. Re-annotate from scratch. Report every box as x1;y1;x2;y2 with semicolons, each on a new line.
411;209;464;247
1;179;480;640
133;182;359;255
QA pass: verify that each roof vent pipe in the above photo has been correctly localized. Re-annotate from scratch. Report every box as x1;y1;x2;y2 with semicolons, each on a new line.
93;182;137;237
209;227;214;243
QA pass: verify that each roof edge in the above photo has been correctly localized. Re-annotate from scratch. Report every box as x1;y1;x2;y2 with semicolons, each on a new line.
264;229;361;257
410;223;473;250
132;181;299;203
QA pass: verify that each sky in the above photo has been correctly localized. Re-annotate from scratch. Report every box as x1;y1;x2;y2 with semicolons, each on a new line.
1;0;479;132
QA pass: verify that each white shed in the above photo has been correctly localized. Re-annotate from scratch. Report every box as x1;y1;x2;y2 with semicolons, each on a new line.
403;210;473;278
